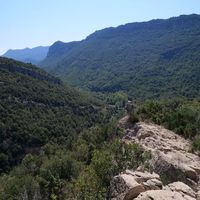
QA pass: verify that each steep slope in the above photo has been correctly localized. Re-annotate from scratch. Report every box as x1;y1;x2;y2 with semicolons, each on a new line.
119;117;200;189
109;116;200;199
41;14;200;99
40;41;79;70
0;57;102;172
3;46;49;64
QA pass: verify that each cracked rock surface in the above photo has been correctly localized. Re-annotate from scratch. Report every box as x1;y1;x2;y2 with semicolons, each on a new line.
109;116;200;199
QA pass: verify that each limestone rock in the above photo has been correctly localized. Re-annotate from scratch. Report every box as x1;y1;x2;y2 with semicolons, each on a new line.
109;171;162;200
144;178;162;190
110;116;200;199
164;181;196;198
197;191;200;200
135;190;196;200
109;170;198;200
120;117;200;190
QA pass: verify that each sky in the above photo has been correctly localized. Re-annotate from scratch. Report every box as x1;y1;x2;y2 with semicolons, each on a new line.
0;0;200;55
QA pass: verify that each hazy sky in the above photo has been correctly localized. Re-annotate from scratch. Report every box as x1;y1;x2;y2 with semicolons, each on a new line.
1;0;200;54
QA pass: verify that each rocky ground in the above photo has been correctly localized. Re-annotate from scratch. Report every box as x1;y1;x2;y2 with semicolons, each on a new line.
109;116;200;200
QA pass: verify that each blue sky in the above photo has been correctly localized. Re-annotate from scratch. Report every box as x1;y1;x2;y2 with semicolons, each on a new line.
1;0;200;54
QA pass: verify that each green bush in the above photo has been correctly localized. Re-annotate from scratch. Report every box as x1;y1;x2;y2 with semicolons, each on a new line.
133;99;200;140
192;135;200;153
129;112;139;123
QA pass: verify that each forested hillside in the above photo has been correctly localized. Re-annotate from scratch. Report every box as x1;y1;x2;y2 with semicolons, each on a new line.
41;14;200;99
0;57;103;173
0;57;146;199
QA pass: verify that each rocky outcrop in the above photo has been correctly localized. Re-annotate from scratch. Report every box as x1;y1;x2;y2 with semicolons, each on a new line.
164;182;196;198
109;170;162;200
109;116;200;199
119;116;200;190
109;170;198;199
135;190;196;200
135;181;197;200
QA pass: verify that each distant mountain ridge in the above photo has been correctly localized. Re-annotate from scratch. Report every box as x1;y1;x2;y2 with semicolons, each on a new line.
41;14;200;99
41;41;79;70
3;46;49;64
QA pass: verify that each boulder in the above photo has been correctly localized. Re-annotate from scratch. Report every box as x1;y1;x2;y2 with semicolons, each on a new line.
197;191;200;200
109;171;162;200
109;173;145;200
109;170;198;200
144;178;162;190
109;116;200;199
135;190;196;200
164;181;196;198
119;117;200;190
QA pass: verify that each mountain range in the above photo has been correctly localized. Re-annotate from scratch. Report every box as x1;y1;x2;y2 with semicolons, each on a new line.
1;13;200;199
3;14;200;100
3;46;49;64
40;14;200;99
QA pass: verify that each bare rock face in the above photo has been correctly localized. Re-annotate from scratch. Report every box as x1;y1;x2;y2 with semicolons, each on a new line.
164;182;196;198
109;171;162;200
119;117;200;190
197;191;200;200
109;169;198;199
109;117;200;199
135;190;196;200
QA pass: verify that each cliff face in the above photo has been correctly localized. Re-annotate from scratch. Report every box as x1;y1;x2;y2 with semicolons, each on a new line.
109;116;200;199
